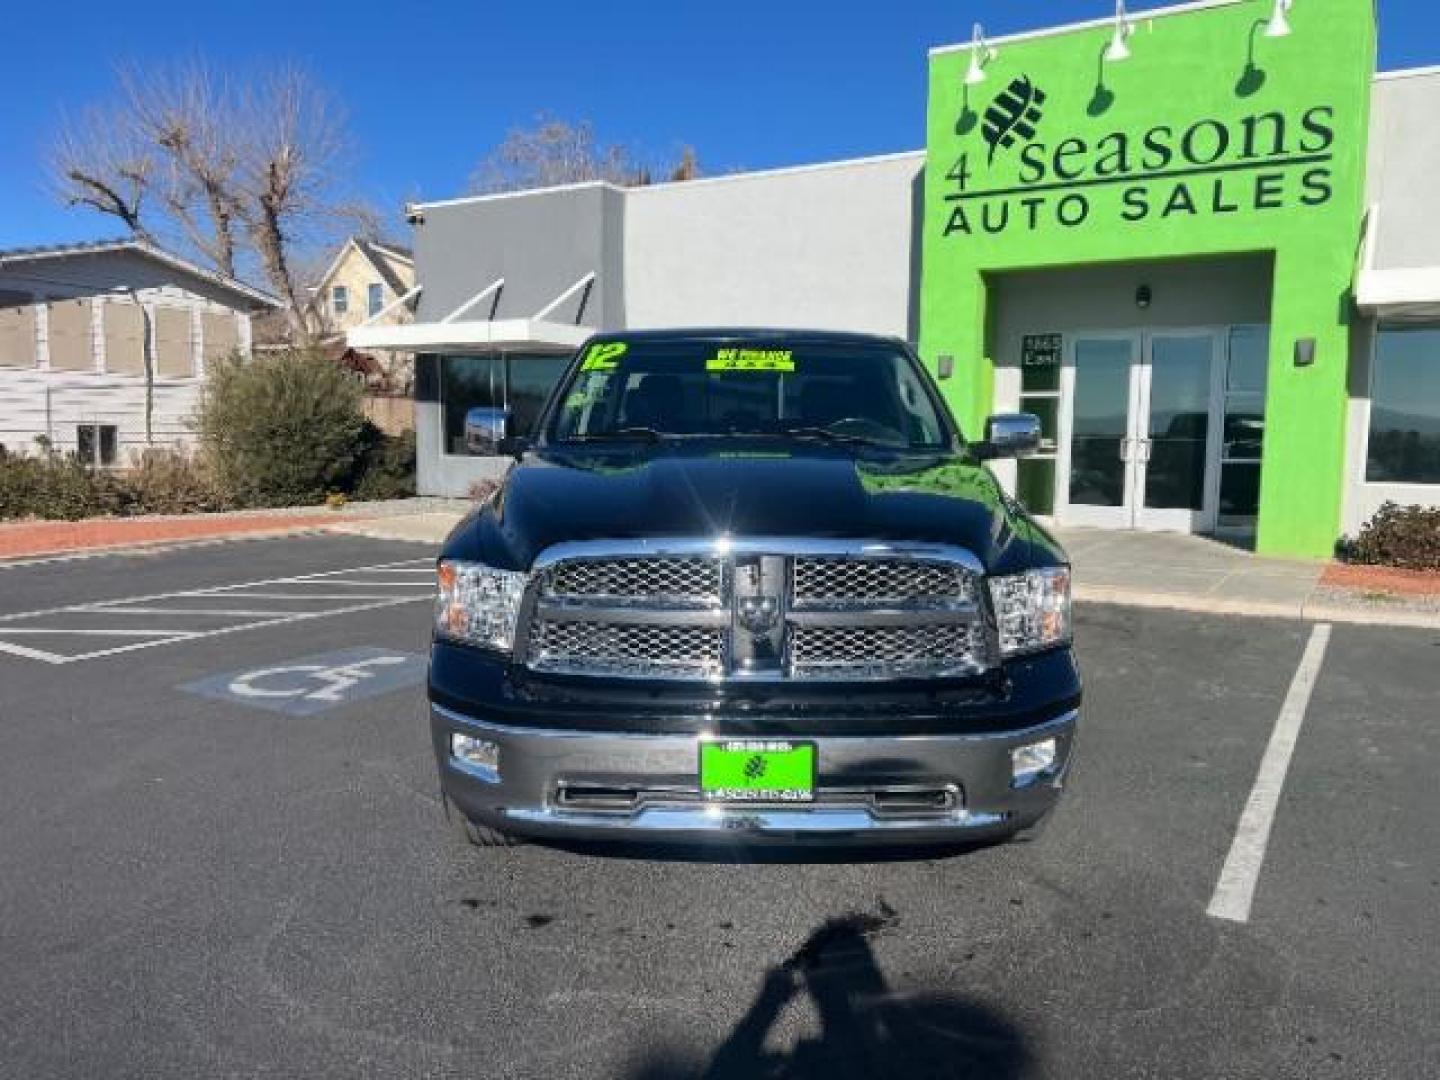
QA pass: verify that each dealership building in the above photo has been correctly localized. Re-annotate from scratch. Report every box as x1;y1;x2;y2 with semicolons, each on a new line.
350;0;1439;557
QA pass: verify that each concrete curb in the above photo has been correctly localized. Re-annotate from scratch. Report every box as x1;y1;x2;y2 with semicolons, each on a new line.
0;524;371;568
1076;584;1440;630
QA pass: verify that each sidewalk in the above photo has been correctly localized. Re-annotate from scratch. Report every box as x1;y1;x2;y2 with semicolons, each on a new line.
1057;527;1440;629
0;498;468;562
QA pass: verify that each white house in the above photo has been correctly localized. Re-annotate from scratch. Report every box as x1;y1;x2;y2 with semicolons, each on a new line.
0;239;278;464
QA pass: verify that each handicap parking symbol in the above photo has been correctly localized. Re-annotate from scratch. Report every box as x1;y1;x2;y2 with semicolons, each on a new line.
181;646;427;715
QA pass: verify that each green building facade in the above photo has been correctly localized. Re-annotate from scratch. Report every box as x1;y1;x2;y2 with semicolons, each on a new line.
922;0;1377;556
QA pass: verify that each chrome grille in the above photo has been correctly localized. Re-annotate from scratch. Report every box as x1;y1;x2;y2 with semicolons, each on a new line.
521;544;990;682
792;557;973;607
528;620;725;678
790;622;989;679
543;557;721;605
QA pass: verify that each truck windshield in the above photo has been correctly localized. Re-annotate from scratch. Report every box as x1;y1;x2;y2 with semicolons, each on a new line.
547;339;952;449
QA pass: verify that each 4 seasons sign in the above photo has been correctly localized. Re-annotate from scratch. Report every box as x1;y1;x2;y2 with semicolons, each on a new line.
942;76;1338;238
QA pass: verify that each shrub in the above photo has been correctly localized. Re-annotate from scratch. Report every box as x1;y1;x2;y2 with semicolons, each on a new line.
0;454;114;520
121;449;235;516
197;350;367;507
1340;501;1440;570
351;425;416;501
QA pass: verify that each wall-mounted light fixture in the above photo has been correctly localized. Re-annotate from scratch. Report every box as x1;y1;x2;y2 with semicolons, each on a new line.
965;23;998;85
1265;0;1294;38
1105;0;1136;62
1135;284;1153;309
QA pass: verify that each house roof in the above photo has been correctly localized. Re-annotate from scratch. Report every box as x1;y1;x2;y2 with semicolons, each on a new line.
313;236;416;302
0;237;281;309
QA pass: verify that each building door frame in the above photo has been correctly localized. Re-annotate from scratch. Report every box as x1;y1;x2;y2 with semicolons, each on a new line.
1054;327;1226;533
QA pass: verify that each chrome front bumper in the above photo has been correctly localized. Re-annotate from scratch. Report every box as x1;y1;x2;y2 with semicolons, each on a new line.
432;704;1078;845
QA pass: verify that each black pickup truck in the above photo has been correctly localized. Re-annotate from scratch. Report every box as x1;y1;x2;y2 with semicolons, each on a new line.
430;329;1079;847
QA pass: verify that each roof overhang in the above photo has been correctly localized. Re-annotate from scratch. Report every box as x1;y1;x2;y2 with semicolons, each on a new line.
346;318;591;353
1356;267;1440;323
1355;204;1440;322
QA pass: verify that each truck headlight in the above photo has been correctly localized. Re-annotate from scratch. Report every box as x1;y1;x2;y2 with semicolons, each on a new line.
988;567;1072;658
435;560;528;653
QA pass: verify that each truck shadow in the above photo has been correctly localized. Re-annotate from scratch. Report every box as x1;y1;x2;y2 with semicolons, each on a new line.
538;837;1005;865
620;912;1030;1079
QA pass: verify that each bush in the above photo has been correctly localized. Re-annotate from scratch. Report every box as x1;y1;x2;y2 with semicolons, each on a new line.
0;454;115;520
197;350;367;507
1340;501;1440;570
121;449;235;516
0;449;235;522
351;425;416;501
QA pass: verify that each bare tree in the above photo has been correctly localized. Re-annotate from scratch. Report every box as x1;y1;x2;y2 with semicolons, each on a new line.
49;60;371;343
469;115;698;194
234;67;356;339
121;62;244;278
50;105;155;240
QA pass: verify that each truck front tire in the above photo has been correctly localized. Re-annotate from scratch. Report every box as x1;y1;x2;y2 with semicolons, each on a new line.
444;794;521;848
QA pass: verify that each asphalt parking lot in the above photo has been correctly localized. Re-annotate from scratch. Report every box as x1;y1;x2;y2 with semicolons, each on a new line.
0;534;1436;1079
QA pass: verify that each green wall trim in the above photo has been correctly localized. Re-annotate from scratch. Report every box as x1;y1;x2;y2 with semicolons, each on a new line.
921;0;1376;556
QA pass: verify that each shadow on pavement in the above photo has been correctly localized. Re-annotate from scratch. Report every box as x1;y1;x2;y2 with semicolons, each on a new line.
622;911;1029;1079
535;837;1004;865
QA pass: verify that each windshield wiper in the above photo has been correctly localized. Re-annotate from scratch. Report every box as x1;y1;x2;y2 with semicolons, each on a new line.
566;426;666;443
780;426;893;448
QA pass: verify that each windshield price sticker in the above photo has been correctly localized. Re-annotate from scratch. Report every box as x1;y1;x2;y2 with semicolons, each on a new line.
707;348;796;373
580;341;628;372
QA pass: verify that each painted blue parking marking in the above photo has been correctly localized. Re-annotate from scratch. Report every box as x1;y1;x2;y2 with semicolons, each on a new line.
181;646;427;715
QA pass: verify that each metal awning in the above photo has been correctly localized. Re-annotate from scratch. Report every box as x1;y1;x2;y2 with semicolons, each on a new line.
1355;205;1440;322
347;317;591;353
345;272;597;352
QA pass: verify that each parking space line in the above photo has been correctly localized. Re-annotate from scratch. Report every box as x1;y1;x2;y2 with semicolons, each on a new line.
0;558;431;624
0;557;435;665
200;592;430;601
54;596;426;664
72;607;307;618
0;640;70;663
1207;623;1332;924
0;628;197;637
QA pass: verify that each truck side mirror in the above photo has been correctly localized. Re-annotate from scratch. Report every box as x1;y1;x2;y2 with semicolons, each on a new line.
497;435;531;459
980;413;1041;459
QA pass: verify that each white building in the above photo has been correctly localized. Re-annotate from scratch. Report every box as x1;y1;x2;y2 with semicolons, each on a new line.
0;239;278;464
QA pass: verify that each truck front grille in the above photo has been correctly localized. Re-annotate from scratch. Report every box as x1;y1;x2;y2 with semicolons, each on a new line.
520;543;991;682
789;622;989;679
543;557;721;606
792;557;973;607
528;619;726;679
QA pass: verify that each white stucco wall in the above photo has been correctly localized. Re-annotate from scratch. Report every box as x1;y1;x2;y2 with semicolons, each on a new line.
622;152;924;339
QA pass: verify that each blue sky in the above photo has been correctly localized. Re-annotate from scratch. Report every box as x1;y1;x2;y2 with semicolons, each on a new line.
2;0;1433;251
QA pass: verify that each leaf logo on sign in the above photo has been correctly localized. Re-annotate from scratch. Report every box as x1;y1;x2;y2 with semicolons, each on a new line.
982;77;1047;164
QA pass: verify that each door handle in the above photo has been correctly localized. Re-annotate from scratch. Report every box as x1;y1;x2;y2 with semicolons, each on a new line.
1138;439;1153;463
1118;438;1131;462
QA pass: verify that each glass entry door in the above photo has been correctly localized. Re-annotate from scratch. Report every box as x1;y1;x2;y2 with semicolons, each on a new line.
1057;330;1223;532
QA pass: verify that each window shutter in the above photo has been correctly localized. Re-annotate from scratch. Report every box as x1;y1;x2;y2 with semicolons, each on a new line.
103;303;146;375
47;298;94;371
155;307;194;377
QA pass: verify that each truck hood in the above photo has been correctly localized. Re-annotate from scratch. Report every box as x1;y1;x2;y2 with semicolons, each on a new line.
443;442;1064;576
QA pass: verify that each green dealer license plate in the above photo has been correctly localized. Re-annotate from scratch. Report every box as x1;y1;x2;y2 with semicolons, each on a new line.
699;740;816;802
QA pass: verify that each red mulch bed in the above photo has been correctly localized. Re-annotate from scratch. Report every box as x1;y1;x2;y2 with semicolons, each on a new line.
1321;563;1440;596
0;512;354;561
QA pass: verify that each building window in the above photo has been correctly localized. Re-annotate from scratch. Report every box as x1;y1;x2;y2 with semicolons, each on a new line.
331;285;348;316
440;352;573;456
367;283;384;318
1367;326;1440;485
76;424;118;467
1016;334;1061;515
1218;325;1269;525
